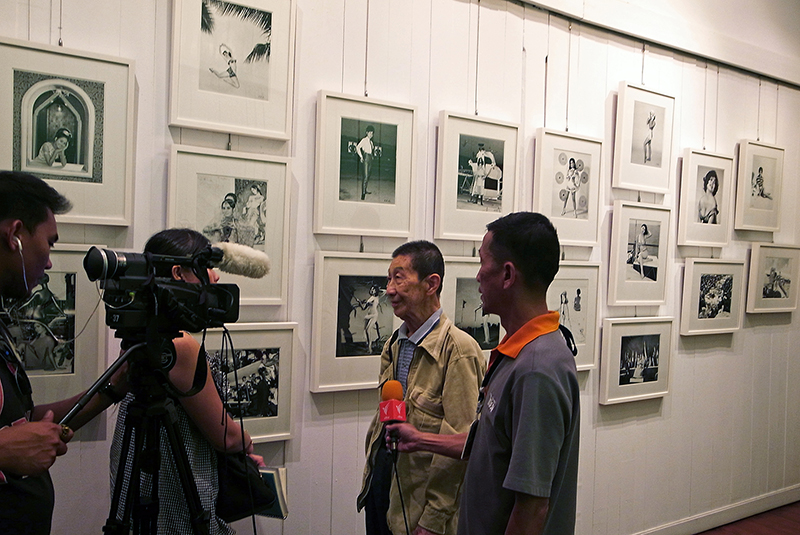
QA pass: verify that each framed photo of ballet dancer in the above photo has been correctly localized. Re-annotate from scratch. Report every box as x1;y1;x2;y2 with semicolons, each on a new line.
746;243;800;314
680;259;745;335
314;91;416;238
599;316;673;405
310;252;401;393
197;322;295;442
0;37;135;226
170;0;296;139
608;200;672;306
547;262;600;370
533;129;602;247
612;81;675;194
734;140;784;232
677;149;734;248
435;111;519;241
168;145;290;306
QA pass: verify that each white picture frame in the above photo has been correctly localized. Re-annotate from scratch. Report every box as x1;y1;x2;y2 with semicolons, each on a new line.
599;316;673;405
533;128;602;247
608;200;672;306
314;91;416;238
0;37;135;226
746;243;800;313
680;259;745;336
734;140;784;232
435;111;519;241
677;149;734;247
168;144;290;306
169;0;296;140
612;81;675;194
547;262;600;371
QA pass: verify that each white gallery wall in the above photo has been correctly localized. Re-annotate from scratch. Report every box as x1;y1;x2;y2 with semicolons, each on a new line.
2;1;800;534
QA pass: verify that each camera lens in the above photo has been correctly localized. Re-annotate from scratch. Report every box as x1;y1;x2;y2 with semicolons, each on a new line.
83;246;124;281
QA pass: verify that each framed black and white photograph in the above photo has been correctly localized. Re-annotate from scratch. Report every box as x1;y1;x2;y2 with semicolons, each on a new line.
608;201;672;306
169;145;290;305
746;243;799;313
734;140;784;232
0;37;134;226
677;149;734;247
310;252;400;393
612;81;675;194
314;92;415;237
197;322;295;442
547;262;600;370
680;259;745;335
170;0;295;139
435;111;519;241
599;317;673;405
533;129;602;247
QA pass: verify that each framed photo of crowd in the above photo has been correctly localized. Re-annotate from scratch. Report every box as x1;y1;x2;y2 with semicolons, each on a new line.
746;243;799;313
677;149;734;248
734;140;784;232
680;259;745;335
547;262;600;370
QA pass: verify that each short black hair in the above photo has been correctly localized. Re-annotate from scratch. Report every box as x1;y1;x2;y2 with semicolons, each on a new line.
392;240;445;296
144;228;211;278
0;171;72;231
486;212;560;293
365;125;375;133
702;169;718;192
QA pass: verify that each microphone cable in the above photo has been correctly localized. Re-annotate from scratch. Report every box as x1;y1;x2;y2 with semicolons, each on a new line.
390;444;411;535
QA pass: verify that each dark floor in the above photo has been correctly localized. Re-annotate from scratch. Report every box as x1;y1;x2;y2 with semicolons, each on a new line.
696;501;800;534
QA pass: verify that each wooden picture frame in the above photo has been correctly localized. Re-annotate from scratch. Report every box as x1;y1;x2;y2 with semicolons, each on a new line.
677;149;734;247
746;243;800;313
680;259;745;335
547;262;600;370
734;140;784;232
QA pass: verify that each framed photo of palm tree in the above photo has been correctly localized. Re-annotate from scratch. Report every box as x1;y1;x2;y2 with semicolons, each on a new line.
170;0;296;139
746;243;800;313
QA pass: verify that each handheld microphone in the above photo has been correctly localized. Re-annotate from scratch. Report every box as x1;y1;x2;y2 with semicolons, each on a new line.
380;380;406;451
212;242;271;279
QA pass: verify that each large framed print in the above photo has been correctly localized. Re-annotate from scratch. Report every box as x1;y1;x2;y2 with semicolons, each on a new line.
678;149;734;247
612;81;675;194
599;317;673;405
746;243;800;313
197;322;295;442
680;259;745;335
168;145;290;305
608;201;672;306
533;129;602;247
547;262;600;370
170;0;295;139
435;111;519;241
0;244;105;405
734;140;784;232
310;252;400;392
0;37;134;226
314;92;415;237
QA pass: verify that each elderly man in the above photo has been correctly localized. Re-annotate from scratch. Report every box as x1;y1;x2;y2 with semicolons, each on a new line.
358;240;485;535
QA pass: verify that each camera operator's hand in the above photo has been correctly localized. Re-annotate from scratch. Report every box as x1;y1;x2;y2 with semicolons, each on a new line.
249;453;266;468
0;410;70;476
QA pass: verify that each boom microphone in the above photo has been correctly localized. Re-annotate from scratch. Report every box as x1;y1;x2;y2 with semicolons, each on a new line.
380;380;406;451
212;242;271;279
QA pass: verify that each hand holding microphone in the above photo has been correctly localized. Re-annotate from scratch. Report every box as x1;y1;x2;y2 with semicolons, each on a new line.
380;380;406;451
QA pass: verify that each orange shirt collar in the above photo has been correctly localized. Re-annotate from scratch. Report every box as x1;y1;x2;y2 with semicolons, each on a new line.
495;311;561;359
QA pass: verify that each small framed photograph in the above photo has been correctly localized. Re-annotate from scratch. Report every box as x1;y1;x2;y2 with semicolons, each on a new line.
533;129;602;247
0;37;134;226
314;91;415;237
310;252;400;393
547;262;600;370
599;316;673;405
435;111;519;241
680;259;745;335
612;81;675;194
198;322;295;442
677;149;734;247
0;244;106;405
746;243;800;313
169;0;296;139
608;200;672;306
734;140;784;232
168;145;290;306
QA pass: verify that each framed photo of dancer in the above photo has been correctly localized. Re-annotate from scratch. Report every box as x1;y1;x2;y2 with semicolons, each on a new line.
746;243;800;313
612;81;675;194
0;37;135;226
678;149;734;247
310;252;401;392
680;259;744;335
608;201;672;306
435;111;519;241
533;129;602;247
314;91;416;238
599;317;673;405
734;140;784;232
168;145;290;306
547;262;600;370
198;322;295;442
170;0;296;139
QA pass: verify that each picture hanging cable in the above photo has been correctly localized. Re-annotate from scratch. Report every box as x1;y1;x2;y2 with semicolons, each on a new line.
543;13;550;128
58;0;64;46
714;64;720;152
702;64;708;151
640;43;646;85
757;78;762;141
474;0;482;115
565;21;572;132
364;0;371;97
227;133;232;151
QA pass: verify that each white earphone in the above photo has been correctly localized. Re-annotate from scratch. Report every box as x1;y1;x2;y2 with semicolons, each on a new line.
14;236;22;252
